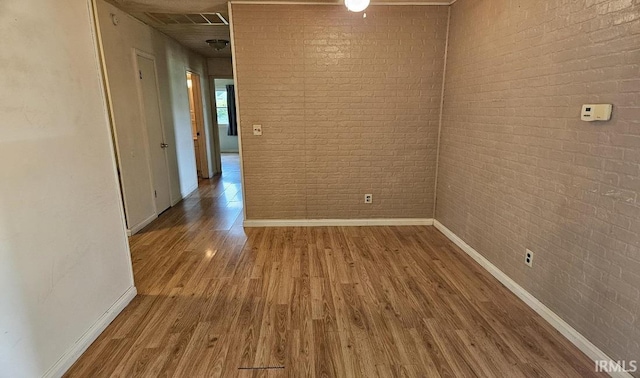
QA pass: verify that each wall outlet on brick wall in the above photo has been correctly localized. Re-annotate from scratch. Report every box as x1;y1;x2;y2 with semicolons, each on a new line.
525;249;534;267
364;194;372;204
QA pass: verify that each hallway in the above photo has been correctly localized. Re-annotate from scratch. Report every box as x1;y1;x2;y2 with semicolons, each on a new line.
155;152;242;231
64;150;599;377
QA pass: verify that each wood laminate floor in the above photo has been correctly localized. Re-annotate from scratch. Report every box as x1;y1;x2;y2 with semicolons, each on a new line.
65;154;602;377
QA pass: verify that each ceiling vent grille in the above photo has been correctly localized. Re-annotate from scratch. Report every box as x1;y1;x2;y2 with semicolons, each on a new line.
145;13;229;26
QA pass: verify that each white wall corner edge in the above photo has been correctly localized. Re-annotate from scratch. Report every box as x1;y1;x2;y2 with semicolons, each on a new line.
177;183;199;206
433;220;632;378
244;218;434;227
42;285;137;378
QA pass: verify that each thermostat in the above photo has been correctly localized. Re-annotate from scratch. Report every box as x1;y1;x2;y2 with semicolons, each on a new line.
581;104;612;122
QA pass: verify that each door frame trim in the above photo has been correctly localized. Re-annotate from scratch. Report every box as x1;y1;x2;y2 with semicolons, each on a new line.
186;69;212;178
209;75;233;174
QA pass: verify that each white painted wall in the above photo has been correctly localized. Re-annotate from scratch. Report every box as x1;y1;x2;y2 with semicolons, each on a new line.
0;1;135;377
96;0;216;231
218;124;240;153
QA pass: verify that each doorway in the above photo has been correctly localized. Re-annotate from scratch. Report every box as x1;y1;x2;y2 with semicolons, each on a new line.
186;71;209;179
135;52;171;214
212;78;238;156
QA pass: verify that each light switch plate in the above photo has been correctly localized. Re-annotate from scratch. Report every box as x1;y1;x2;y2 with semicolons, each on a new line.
253;124;262;136
581;104;612;122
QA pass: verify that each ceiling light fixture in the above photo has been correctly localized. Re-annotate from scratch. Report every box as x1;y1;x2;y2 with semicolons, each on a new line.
206;39;230;51
345;0;370;12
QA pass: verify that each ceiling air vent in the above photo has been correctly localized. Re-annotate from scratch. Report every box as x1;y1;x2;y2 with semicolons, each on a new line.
145;13;229;26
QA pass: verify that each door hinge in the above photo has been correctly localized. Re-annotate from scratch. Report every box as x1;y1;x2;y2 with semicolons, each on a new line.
139;70;143;79
154;190;157;198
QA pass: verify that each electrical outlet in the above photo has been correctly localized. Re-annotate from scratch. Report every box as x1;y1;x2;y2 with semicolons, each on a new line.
253;124;262;136
364;194;372;204
525;249;533;267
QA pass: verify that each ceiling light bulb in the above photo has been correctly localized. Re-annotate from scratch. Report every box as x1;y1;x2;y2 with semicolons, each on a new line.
345;0;370;12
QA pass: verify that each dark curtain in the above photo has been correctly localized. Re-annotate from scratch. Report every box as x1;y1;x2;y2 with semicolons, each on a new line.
226;84;238;136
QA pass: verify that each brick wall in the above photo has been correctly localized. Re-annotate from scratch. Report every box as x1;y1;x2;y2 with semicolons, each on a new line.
231;4;448;219
438;0;640;364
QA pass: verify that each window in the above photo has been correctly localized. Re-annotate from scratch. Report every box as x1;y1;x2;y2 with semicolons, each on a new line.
215;90;229;125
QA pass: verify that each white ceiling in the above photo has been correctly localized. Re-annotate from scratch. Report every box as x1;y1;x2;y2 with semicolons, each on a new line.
131;13;233;58
108;0;237;57
107;0;452;58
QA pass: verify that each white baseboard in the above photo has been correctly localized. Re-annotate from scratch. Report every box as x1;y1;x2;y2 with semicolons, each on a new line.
433;220;632;378
129;182;200;236
43;285;137;378
127;213;157;236
244;218;434;227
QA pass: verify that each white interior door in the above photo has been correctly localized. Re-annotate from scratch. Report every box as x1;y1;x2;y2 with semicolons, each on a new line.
136;54;171;213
